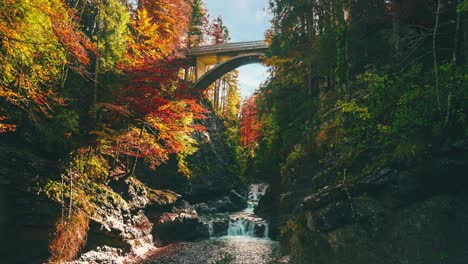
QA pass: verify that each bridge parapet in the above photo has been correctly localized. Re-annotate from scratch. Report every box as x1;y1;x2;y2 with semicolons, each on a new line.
186;40;267;56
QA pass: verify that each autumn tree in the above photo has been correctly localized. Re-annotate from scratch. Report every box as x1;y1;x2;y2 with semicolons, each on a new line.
94;0;209;177
240;95;261;148
188;0;209;47
0;0;93;133
204;15;233;112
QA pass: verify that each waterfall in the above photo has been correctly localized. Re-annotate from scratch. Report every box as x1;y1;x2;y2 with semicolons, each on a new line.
225;183;270;238
249;184;267;201
208;221;214;237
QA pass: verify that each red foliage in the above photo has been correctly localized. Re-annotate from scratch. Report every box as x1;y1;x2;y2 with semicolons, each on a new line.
240;95;261;147
46;4;95;65
88;0;208;173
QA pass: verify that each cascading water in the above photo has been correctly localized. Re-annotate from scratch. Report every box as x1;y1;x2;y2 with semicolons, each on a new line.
208;221;214;237
226;184;269;238
149;183;280;264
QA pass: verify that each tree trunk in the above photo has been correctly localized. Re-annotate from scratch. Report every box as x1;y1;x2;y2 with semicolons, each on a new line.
306;0;314;96
392;0;401;61
68;172;73;220
92;6;100;122
447;2;461;125
464;13;468;66
130;123;146;177
214;80;219;111
334;0;348;95
433;0;441;108
93;59;99;120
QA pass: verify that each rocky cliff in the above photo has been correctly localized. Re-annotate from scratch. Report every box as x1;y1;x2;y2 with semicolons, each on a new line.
0;105;246;263
257;140;468;264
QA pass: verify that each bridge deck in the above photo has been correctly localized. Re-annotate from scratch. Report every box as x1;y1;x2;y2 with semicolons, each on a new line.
186;40;267;56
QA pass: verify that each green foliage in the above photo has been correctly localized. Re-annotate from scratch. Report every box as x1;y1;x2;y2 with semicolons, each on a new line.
96;0;130;71
458;0;468;12
333;99;373;163
392;86;441;139
43;148;110;208
355;72;392;116
35;109;80;152
188;0;207;47
280;144;310;187
392;141;420;164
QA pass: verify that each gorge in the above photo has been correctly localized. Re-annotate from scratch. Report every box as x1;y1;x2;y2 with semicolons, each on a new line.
1;0;468;263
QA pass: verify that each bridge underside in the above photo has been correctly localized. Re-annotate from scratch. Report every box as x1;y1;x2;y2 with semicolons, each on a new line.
194;53;264;90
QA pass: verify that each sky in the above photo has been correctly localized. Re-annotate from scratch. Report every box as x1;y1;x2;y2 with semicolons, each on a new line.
203;0;271;98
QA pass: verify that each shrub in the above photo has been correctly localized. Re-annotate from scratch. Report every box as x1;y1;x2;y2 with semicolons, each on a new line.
48;210;90;263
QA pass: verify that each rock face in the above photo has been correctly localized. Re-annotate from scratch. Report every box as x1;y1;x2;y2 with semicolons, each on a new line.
290;193;468;264
193;190;247;214
78;177;181;261
0;144;60;263
261;141;468;264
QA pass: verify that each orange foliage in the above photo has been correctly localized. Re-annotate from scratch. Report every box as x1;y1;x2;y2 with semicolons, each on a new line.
240;95;261;147
0;0;94;131
126;0;192;67
98;0;210;174
48;210;90;263
103;99;208;171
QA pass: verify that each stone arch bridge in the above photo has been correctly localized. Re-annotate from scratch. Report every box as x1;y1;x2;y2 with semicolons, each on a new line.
184;40;268;90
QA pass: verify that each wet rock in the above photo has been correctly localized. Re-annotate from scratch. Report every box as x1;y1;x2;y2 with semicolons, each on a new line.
153;212;209;246
255;187;275;217
210;218;229;237
229;190;248;210
193;203;211;214
171;199;192;212
195;194;246;214
254;223;267;237
211;197;237;212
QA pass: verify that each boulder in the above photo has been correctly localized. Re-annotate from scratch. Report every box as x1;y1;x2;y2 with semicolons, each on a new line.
210;218;229;237
152;212;209;246
305;197;384;233
229;190;248;211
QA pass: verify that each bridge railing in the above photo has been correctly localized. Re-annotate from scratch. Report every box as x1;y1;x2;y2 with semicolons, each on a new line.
186;40;267;56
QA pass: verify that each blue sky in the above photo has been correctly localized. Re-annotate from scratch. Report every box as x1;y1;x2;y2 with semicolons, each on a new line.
203;0;271;98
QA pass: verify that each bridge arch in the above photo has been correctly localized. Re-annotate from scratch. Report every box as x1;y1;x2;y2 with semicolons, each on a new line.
184;40;268;90
193;52;265;90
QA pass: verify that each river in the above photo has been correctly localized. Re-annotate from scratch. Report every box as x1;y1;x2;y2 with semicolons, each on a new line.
146;184;280;264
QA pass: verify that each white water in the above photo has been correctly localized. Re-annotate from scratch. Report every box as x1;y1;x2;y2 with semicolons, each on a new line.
208;221;214;237
226;184;270;238
150;184;279;264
